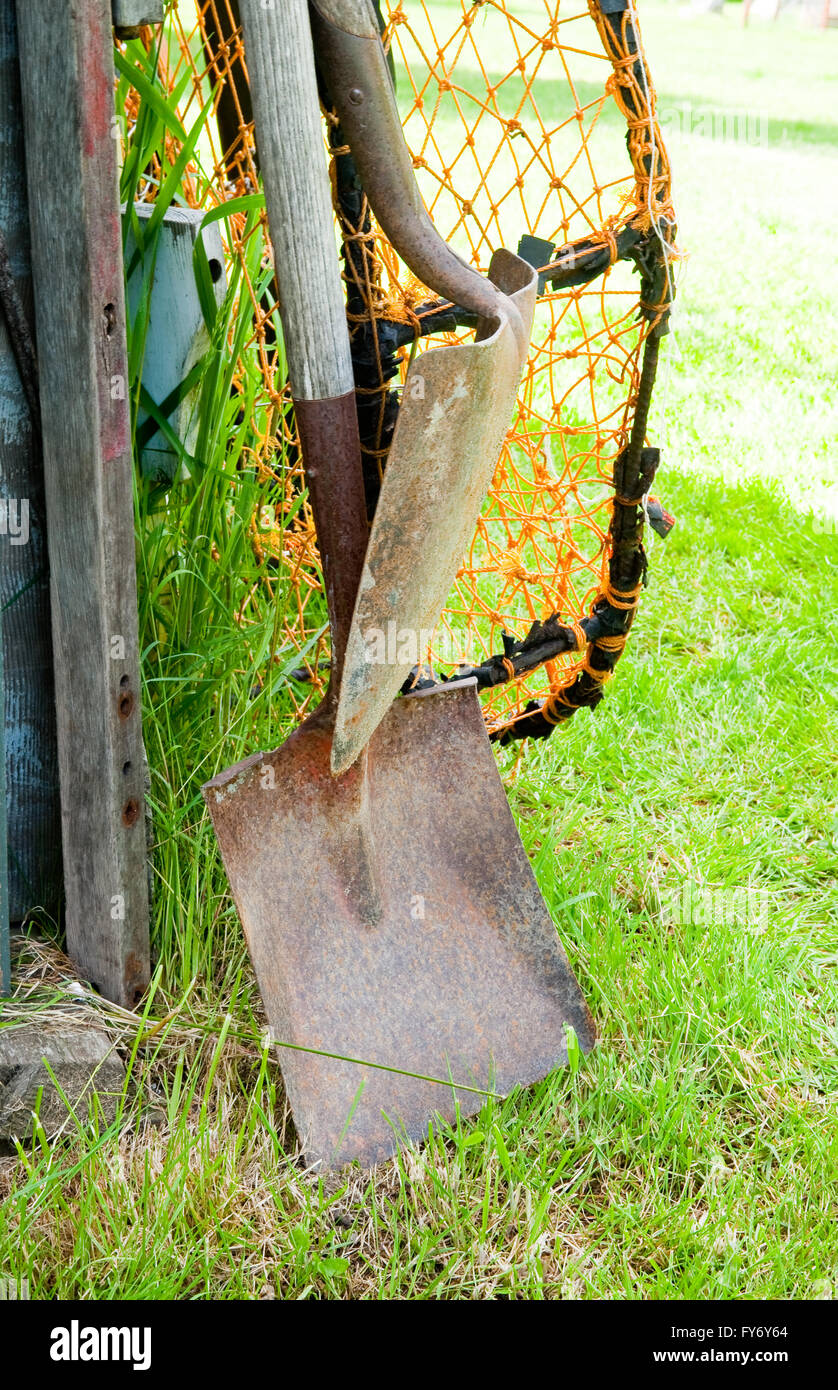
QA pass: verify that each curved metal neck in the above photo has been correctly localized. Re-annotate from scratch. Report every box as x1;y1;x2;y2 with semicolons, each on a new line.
310;0;524;339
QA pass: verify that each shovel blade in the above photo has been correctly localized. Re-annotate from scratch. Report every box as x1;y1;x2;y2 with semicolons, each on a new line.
331;250;537;776
203;681;594;1170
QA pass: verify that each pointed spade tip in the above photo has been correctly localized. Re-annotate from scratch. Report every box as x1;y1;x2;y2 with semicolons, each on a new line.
330;726;362;778
331;692;383;777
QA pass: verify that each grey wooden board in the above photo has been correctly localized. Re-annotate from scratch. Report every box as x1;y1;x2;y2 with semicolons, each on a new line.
15;0;150;1007
0;1022;125;1147
0;0;61;924
111;0;163;35
124;204;227;482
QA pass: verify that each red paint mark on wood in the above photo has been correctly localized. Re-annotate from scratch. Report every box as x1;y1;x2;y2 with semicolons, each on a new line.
79;0;112;156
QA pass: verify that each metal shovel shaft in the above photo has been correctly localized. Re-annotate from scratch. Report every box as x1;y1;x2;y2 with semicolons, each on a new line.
310;0;539;772
311;0;526;342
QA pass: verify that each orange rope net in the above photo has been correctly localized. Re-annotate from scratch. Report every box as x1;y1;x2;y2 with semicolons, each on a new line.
125;0;678;741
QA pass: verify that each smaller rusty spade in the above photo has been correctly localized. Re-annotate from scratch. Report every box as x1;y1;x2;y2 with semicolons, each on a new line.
309;0;539;776
203;0;594;1171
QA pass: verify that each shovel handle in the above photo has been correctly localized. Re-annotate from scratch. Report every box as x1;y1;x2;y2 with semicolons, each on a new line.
239;0;350;402
239;0;368;684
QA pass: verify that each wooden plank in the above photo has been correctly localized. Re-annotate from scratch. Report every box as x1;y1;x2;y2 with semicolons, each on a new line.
0;0;61;925
111;0;164;38
15;0;150;1006
124;204;227;482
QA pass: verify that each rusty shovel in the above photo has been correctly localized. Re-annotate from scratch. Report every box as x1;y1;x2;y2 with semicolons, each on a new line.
203;0;594;1171
309;0;540;775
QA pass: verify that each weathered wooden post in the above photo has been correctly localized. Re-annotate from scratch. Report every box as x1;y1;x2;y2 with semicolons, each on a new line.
14;0;151;1006
0;0;62;990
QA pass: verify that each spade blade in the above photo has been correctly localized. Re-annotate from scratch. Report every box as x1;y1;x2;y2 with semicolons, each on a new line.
331;249;537;776
203;680;594;1170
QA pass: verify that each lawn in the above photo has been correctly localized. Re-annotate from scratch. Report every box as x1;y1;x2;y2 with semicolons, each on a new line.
0;2;836;1300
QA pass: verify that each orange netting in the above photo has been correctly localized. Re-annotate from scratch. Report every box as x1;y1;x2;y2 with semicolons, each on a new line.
125;0;677;740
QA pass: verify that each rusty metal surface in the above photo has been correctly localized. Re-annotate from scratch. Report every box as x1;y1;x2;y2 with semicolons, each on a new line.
294;394;370;686
203;678;594;1170
309;1;539;773
331;248;536;775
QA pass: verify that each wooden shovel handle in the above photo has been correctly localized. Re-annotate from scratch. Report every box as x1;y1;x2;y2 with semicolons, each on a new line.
239;0;368;683
239;0;351;402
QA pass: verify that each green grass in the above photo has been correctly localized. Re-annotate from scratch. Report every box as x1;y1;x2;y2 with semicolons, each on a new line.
1;3;836;1300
